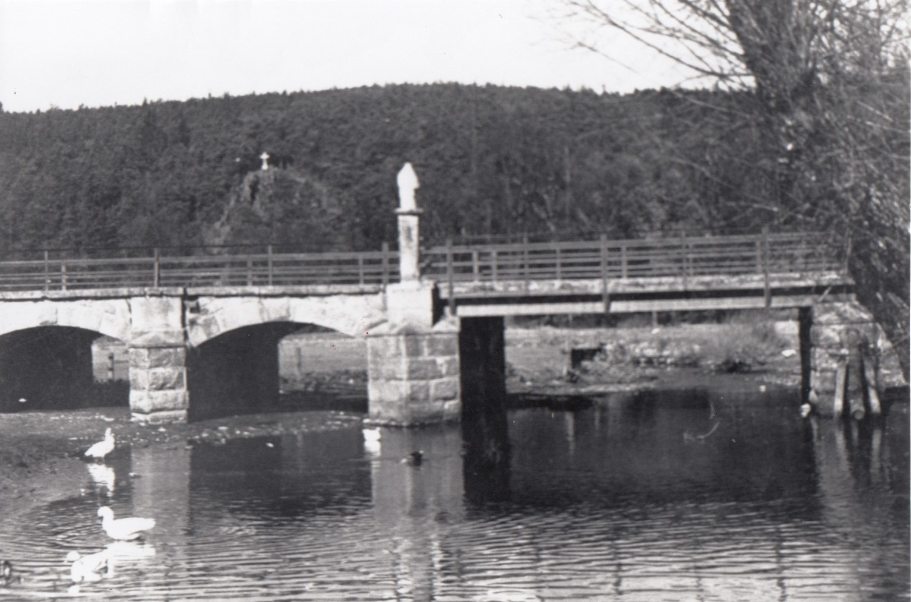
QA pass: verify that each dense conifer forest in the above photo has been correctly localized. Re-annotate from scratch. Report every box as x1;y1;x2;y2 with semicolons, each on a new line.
0;83;796;253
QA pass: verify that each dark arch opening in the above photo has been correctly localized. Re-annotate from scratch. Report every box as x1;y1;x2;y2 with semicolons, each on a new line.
0;326;128;412
187;322;367;421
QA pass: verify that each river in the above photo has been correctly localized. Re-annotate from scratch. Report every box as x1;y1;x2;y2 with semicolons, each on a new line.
0;385;907;601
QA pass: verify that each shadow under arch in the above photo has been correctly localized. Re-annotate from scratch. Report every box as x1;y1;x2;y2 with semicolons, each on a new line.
0;325;128;411
186;321;367;421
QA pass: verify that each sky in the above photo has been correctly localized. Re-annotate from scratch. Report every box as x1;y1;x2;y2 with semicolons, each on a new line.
0;0;689;114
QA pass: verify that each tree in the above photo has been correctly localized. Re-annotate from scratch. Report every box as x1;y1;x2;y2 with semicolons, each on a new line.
559;0;910;378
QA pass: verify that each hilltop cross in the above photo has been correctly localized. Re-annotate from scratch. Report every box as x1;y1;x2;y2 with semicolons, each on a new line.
260;152;270;170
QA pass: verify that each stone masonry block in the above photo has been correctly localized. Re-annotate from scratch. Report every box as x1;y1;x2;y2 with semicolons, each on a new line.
147;347;186;369
129;369;148;392
146;368;186;391
424;334;458;356
401;335;425;357
129;347;152;370
442;399;461;418
130;389;188;415
130;346;187;370
132;409;187;424
430;377;459;401
437;357;460;377
406;358;445;381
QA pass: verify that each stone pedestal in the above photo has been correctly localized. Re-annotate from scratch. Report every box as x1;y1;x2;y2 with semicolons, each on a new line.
807;301;883;418
128;296;188;423
366;320;461;425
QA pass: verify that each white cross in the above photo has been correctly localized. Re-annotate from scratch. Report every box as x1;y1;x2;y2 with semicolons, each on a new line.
260;152;270;170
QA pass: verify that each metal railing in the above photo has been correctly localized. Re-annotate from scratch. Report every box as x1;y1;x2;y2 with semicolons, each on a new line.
0;231;843;293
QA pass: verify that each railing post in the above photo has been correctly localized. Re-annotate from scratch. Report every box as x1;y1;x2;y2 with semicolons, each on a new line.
523;233;530;293
446;238;455;315
381;242;390;287
472;250;479;282
492;249;499;281
555;247;562;282
60;263;67;291
600;234;610;312
621;242;627;279
357;255;365;285
44;250;49;293
246;255;253;286
153;248;160;288
762;226;771;307
681;230;689;289
267;244;273;286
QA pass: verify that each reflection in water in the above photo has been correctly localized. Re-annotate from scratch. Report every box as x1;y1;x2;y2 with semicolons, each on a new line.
0;388;906;600
85;462;116;496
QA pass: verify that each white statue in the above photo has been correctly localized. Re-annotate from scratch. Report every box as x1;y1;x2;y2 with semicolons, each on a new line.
397;162;419;211
260;152;270;170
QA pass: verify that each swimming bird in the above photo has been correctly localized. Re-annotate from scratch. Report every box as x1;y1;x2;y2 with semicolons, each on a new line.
97;507;155;541
84;428;115;462
1;559;12;586
66;550;110;583
401;450;423;466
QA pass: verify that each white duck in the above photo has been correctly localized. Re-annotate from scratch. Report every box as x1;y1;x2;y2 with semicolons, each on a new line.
84;428;115;462
97;507;155;541
66;550;111;583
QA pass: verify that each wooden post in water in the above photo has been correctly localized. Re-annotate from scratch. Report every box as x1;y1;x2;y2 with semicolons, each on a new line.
864;357;883;416
833;358;847;419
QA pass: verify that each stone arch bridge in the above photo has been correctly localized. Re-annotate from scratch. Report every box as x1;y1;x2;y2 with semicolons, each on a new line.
0;195;864;424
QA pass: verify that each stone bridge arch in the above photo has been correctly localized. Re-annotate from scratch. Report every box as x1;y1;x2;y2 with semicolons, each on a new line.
185;293;388;347
0;298;131;341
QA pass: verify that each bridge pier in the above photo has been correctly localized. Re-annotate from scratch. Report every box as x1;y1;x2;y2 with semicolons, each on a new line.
128;297;189;423
366;284;461;425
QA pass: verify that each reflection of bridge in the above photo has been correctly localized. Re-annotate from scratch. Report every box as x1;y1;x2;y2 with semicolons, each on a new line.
0;204;859;424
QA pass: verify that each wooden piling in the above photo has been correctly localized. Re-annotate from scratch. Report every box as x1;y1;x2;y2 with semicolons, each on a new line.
863;355;883;416
846;344;865;421
833;359;846;419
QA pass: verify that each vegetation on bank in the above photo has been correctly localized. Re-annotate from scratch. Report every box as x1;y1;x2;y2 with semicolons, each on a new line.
0;81;906;375
0;84;821;254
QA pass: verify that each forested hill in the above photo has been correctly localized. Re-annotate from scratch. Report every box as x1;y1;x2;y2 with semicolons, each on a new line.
0;83;782;253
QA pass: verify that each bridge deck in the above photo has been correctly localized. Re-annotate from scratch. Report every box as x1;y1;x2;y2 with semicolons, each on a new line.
0;231;850;314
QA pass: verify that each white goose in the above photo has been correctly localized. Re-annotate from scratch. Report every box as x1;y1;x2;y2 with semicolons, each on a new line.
97;507;155;541
84;428;115;462
66;550;111;583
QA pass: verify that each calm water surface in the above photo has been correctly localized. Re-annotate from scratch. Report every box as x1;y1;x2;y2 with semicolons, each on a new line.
1;387;908;601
